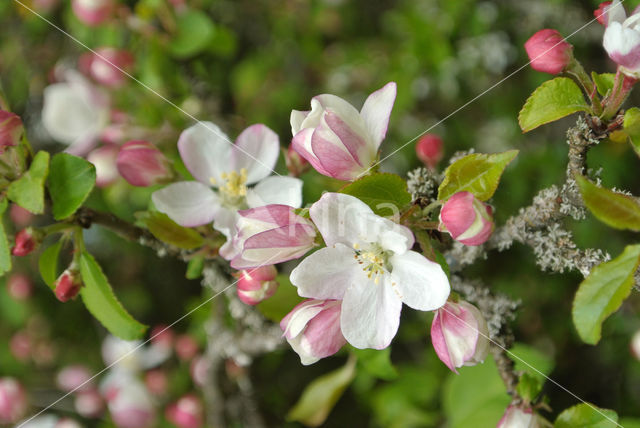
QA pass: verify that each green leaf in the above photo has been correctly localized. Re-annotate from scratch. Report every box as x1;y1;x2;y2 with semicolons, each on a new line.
169;10;215;58
79;251;147;340
39;241;63;289
48;154;96;220
7;151;49;214
257;274;303;322
572;244;640;345
136;211;204;249
554;403;618;428
437;150;518;201
623;108;640;157
287;356;357;427
518;77;590;132
442;355;511;428
516;372;542;403
185;256;205;279
0;199;11;277
576;175;640;231
352;347;398;380
592;72;616;97
340;173;412;217
509;343;554;383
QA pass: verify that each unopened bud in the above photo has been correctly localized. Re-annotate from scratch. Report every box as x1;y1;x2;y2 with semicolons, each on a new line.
0;377;27;424
71;0;114;26
165;394;203;428
0;110;23;154
595;2;613;26
117;140;172;187
237;266;279;305
524;29;573;75
54;269;82;302
416;134;443;169
285;144;310;177
7;273;33;301
439;192;494;246
80;48;134;88
175;335;199;362
12;228;40;256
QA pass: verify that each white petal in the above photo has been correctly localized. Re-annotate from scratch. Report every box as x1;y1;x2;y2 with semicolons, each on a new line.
178;121;232;185
608;0;627;25
212;207;240;260
290;110;309;135
233;124;280;184
282;300;326;339
360;82;397;149
290;244;360;300
358;213;414;254
340;274;402;349
309;192;373;247
389;251;450;311
246;176;303;208
152;181;219;227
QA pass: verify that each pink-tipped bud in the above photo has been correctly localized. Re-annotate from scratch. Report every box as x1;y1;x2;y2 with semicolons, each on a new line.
497;404;541;428
165;394;203;428
0;111;23;154
88;144;120;188
10;204;33;228
116;140;172;187
595;2;613;26
81;48;134;88
280;299;346;365
7;273;33;301
285;144;310;177
144;369;168;396
54;270;82;302
430;300;489;373
150;325;174;350
236;266;279;305
12;228;40;256
631;329;640;361
75;389;104;418
57;365;93;392
524;29;573;75
71;0;114;26
0;377;27;424
175;335;199;362
416;134;444;169
439;191;494;246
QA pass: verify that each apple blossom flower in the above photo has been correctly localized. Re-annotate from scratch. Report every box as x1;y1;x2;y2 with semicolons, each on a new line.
430;300;489;373
42;71;110;155
237;265;279;305
71;0;114;26
190;356;211;387
87;144;120;187
100;372;155;428
291;82;396;181
603;0;640;78
165;394;203;428
12;228;40;256
524;29;573;75
230;204;317;269
54;269;82;302
439;191;494;246
0;110;23;154
416;134;444;169
280;299;346;365
497;404;541;428
152;122;303;260
291;193;450;349
117;140;172;187
0;377;27;424
80;48;134;88
56;365;93;392
101;335;169;374
74;389;104;418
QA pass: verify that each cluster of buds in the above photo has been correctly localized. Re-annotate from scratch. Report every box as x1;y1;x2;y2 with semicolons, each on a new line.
117;140;173;187
236;265;279;305
439;192;494;246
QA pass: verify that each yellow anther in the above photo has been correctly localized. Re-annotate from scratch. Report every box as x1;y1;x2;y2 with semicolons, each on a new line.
209;177;217;185
218;168;248;198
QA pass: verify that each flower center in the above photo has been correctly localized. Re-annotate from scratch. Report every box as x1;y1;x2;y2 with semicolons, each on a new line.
353;243;389;284
211;168;249;207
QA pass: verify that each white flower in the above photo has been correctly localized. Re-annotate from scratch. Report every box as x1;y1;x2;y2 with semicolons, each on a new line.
290;193;450;349
152;122;303;260
603;0;640;77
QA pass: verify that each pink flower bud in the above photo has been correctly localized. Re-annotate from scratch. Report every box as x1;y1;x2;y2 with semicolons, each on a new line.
88;144;120;188
57;365;93;392
71;0;114;26
144;369;168;396
75;389;104;418
0;110;23;154
116;140;172;187
165;394;203;428
56;417;83;428
431;300;489;373
280;299;346;365
237;266;279;305
285;143;310;176
80;48;134;88
0;377;27;424
9;331;31;362
10;204;33;228
231;205;317;270
524;29;573;75
101;373;155;428
497;404;541;428
149;325;174;349
595;2;613;26
54;270;82;302
439;192;494;246
175;335;199;362
12;228;40;256
7;273;33;300
631;329;640;361
415;134;443;169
